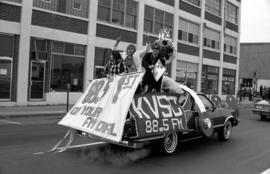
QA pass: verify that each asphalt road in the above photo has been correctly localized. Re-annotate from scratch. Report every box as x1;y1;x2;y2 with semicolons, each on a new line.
1;107;270;174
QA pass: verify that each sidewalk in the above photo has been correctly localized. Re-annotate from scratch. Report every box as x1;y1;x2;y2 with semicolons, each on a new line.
0;105;73;119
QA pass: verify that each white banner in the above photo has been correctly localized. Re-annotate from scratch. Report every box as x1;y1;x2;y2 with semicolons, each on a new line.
58;72;144;143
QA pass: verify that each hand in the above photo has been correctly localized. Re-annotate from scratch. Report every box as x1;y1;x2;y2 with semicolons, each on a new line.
145;32;150;44
148;65;155;69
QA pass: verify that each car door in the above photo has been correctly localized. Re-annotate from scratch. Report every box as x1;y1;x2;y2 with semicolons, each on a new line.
197;94;226;126
180;92;202;139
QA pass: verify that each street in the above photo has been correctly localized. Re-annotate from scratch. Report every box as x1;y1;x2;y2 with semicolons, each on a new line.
1;107;270;174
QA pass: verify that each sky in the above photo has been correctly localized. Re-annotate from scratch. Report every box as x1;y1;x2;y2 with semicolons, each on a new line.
240;0;270;43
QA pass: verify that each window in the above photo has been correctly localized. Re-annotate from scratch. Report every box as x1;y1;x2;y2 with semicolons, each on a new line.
144;5;173;35
73;1;81;10
0;34;14;57
112;0;125;25
224;36;237;55
41;0;51;3
98;0;111;22
154;9;164;34
176;61;198;90
144;6;154;33
183;0;200;7
98;0;138;29
33;0;89;18
205;0;221;16
222;68;236;94
30;39;48;60
51;41;85;92
0;59;12;100
179;19;199;45
201;65;219;94
5;0;22;3
94;47;111;79
203;28;220;50
125;0;137;28
225;1;238;24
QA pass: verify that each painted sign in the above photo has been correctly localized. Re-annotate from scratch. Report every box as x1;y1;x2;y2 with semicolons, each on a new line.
58;72;144;143
129;93;188;137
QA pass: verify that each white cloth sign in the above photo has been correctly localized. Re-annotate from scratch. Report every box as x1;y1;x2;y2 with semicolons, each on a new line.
152;59;166;81
58;72;144;143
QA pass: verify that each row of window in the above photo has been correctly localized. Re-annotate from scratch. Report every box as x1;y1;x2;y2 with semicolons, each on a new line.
184;0;238;25
178;19;237;54
98;0;137;29
201;65;236;94
144;5;174;35
33;0;89;18
176;61;236;94
5;0;238;28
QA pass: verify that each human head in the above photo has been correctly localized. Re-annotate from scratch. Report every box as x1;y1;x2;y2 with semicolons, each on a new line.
151;42;160;57
111;50;122;62
126;44;136;55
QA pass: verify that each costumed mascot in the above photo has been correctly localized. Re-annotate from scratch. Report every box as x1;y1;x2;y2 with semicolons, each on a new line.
154;29;184;95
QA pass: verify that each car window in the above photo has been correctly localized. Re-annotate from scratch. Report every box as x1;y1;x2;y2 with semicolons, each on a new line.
178;92;193;111
198;94;213;110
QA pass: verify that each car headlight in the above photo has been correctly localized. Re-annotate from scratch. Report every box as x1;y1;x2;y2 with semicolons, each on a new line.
255;105;262;109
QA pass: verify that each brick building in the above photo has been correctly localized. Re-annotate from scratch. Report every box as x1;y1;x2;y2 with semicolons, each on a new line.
0;0;241;106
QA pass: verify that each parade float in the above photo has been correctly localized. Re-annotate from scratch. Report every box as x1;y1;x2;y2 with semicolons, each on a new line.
56;30;239;155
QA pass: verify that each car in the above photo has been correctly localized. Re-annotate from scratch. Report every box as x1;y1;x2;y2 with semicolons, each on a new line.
58;73;240;155
252;99;270;120
120;87;240;154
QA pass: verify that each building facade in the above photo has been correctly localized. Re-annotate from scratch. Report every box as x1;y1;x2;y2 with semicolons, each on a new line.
240;43;270;92
0;0;241;106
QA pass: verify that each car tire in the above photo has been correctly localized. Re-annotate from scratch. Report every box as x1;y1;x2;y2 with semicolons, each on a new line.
159;132;178;155
260;114;267;120
217;120;232;141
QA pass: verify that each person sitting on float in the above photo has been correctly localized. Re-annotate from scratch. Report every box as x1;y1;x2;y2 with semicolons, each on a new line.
113;35;151;73
105;50;128;76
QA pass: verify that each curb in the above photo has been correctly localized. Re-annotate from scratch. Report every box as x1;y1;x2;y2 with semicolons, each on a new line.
0;111;66;119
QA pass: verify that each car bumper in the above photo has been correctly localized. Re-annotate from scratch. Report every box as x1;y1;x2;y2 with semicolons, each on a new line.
252;109;270;116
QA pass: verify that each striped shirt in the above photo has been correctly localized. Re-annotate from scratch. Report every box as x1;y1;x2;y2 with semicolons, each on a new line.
105;59;128;76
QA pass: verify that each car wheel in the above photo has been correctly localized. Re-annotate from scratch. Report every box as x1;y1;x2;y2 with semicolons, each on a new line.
159;132;178;155
218;120;232;141
260;115;267;120
198;113;214;137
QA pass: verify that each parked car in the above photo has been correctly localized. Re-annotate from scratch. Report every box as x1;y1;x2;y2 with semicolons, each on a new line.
252;100;270;120
117;87;240;154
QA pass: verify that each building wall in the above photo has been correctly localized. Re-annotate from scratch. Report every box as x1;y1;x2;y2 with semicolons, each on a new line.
240;43;270;91
0;0;241;106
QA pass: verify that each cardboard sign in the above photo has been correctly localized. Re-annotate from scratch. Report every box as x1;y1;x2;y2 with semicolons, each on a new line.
58;72;144;143
129;93;188;138
152;59;166;81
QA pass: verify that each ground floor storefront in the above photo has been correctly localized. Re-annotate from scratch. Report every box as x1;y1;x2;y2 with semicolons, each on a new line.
0;33;238;106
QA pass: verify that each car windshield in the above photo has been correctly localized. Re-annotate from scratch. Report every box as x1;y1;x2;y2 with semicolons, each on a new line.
197;94;213;110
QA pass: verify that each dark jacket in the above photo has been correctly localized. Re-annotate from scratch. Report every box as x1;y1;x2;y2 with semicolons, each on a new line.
142;52;165;92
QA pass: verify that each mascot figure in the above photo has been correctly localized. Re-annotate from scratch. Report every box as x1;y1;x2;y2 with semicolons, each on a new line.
154;28;176;64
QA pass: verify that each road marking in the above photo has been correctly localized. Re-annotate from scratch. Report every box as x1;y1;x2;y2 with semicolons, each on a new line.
34;141;106;155
261;168;270;174
0;119;22;125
